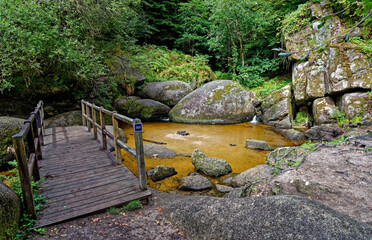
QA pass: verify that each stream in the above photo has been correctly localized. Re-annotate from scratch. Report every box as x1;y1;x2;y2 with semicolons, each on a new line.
120;122;300;195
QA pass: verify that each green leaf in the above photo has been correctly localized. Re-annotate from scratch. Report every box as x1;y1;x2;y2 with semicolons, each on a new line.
278;52;292;57
272;48;282;52
298;52;309;63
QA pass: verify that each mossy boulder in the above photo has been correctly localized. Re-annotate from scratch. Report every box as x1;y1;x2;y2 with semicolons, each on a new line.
169;80;255;124
144;144;177;158
115;97;170;121
339;92;369;120
313;97;338;125
246;140;274;151
191;149;232;177
44;110;82;128
260;85;293;128
0;182;21;240
0;117;24;170
140;81;193;107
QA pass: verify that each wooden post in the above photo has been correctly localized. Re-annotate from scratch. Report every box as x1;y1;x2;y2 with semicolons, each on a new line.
112;112;121;164
30;118;41;181
100;107;107;150
81;100;86;127
86;104;91;132
92;106;97;140
13;134;37;218
37;103;44;146
133;119;147;190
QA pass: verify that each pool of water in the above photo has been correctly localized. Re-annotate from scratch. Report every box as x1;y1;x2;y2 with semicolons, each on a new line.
120;122;300;194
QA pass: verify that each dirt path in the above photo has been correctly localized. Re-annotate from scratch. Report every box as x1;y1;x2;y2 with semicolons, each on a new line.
31;191;188;240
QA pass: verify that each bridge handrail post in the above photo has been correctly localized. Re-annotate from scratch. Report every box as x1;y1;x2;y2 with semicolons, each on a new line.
92;105;98;140
13;134;37;218
112;111;122;164
99;107;107;150
86;103;91;132
38;101;45;146
81;100;86;127
133;118;147;190
25;113;41;181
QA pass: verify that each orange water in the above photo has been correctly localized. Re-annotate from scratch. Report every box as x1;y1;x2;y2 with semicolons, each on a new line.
120;122;299;194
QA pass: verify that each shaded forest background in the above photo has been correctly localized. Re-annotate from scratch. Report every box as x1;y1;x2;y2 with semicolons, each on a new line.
0;0;371;108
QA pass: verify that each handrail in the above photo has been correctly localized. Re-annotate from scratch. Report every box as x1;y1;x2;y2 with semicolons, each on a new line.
81;100;147;191
12;100;44;219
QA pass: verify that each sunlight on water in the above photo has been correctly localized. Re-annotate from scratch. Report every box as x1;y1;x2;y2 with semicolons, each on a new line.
120;122;300;194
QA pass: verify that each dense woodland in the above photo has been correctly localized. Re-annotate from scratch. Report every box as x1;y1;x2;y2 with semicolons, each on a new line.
0;0;371;108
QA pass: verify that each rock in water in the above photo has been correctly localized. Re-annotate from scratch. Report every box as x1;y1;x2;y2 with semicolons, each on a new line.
179;174;212;191
169;80;255;124
144;144;177;158
140;81;193;107
151;165;177;181
157;194;372;240
231;164;272;187
191;149;232;177
0;182;21;240
246;139;274;151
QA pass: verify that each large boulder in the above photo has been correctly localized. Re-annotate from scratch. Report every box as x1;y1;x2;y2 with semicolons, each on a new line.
313;97;338;125
115;98;171;121
0;117;24;170
140;81;193;107
156;193;372;240
305;125;343;140
179;174;212;191
151;165;177;181
339;92;369;120
169;80;255;124
231;164;272;187
0;182;21;239
144;144;177;158
259;85;293;129
44;110;82;128
191;149;232;177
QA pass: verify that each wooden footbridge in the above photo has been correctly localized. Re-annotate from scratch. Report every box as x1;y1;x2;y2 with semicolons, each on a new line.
12;100;151;227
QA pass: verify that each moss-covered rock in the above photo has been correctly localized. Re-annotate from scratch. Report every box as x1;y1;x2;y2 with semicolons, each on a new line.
313;97;338;125
0;182;21;240
140;81;193;107
151;165;177;181
260;85;293;128
191;149;232;177
0;117;24;171
44;110;82;128
169;80;255;124
339;92;369;120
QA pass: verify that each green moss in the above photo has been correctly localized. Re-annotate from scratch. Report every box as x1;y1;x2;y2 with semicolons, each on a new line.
349;37;372;64
208;83;237;103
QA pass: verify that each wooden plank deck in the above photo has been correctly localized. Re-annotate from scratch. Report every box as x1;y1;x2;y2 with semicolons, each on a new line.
36;126;151;227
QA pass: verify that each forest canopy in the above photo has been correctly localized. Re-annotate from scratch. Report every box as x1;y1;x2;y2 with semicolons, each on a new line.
0;0;371;106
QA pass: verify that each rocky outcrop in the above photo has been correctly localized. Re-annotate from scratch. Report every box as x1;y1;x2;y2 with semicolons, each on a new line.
0;117;24;170
44;110;82;128
231;164;272;187
257;85;293;128
304;125;343;140
179;173;212;191
266;147;308;174
0;182;21;240
245;140;274;151
151;165;177;181
156;193;372;240
140;81;193;107
191;149;232;177
144;144;177;158
254;139;372;224
169;80;255;124
115;97;170;121
279;129;306;140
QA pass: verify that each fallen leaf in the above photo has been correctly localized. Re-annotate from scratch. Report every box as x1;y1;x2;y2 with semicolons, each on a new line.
158;208;162;213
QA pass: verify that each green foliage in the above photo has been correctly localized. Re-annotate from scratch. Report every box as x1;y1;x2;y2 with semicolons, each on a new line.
107;207;121;215
348;37;372;63
300;140;317;151
128;45;216;85
250;77;291;99
122;200;142;211
331;110;350;126
326;136;345;145
294;112;308;125
282;3;312;35
0;0;149;103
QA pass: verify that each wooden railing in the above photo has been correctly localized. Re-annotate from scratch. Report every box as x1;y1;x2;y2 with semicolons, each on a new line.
12;101;44;218
81;100;147;191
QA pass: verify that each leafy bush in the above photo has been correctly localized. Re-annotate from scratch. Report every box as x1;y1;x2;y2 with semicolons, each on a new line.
294;112;308;125
122;200;142;211
250;77;291;99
